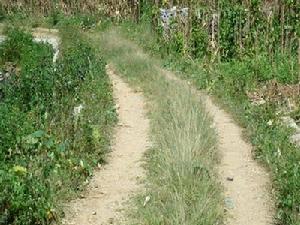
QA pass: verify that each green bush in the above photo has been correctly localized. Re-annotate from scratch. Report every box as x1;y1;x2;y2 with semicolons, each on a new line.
0;28;34;65
190;22;209;59
0;26;116;225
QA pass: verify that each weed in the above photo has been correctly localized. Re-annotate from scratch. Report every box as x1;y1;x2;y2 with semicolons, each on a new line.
0;26;116;224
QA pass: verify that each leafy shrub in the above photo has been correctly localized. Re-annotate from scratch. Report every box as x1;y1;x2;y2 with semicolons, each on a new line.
0;26;115;225
0;28;33;65
190;22;209;59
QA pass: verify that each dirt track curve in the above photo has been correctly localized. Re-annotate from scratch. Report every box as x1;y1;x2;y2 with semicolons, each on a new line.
62;65;149;225
63;39;273;225
162;68;274;225
204;97;274;225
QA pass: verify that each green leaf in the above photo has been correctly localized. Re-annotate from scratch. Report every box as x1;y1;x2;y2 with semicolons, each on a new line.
45;138;55;149
56;143;66;152
31;130;45;138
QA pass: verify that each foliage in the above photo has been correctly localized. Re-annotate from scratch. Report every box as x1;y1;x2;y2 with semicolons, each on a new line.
0;27;116;225
148;0;300;62
0;28;42;65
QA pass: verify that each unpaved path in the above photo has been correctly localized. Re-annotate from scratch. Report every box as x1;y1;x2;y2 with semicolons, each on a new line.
62;65;149;225
162;69;274;225
204;97;274;225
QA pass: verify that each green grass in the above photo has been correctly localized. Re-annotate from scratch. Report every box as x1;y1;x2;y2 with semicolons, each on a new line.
0;26;116;225
90;28;223;225
117;20;300;225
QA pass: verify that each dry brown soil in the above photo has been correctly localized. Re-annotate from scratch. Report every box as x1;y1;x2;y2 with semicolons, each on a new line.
62;66;149;225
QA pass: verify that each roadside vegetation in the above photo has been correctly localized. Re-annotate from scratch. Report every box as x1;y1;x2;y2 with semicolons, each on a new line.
0;0;299;224
92;29;223;225
0;25;116;225
116;2;300;224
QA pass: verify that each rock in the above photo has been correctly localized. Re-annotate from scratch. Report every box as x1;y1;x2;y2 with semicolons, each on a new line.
267;120;273;126
226;177;234;181
143;195;151;207
281;116;300;132
79;194;85;199
92;211;97;215
281;116;300;147
290;133;300;147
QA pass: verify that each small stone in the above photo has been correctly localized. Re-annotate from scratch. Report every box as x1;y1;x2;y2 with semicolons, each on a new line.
226;177;234;181
281;116;300;132
108;218;114;224
143;195;151;207
290;133;300;146
92;211;97;215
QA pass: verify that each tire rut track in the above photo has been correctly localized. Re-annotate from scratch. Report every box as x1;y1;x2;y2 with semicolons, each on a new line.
63;65;149;225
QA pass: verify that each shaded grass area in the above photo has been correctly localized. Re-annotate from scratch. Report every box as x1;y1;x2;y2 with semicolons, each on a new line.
0;26;116;225
118;21;300;225
91;29;223;225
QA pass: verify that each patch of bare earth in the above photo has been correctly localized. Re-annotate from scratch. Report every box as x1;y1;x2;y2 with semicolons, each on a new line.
162;69;274;225
62;65;149;225
204;97;274;225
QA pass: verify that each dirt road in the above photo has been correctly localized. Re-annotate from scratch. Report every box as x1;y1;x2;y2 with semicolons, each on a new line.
62;65;149;225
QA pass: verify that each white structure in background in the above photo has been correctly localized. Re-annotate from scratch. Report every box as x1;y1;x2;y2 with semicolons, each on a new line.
0;34;60;64
34;36;60;64
160;6;189;39
160;7;177;28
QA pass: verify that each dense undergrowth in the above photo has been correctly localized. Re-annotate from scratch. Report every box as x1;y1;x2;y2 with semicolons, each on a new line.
119;19;300;225
94;29;223;225
0;26;116;225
